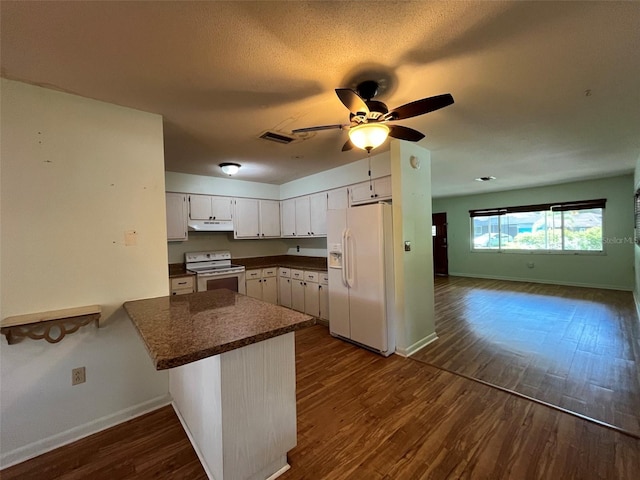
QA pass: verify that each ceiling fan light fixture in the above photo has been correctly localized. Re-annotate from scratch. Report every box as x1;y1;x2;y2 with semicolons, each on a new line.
348;123;390;152
219;162;241;175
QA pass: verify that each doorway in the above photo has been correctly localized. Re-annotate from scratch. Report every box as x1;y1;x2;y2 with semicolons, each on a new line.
432;212;448;276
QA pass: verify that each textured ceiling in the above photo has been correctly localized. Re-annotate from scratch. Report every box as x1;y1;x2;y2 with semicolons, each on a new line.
1;1;639;197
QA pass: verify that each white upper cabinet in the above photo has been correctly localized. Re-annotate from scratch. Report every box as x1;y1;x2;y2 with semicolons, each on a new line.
260;200;281;237
234;198;280;238
327;187;349;210
350;176;392;206
189;194;233;221
166;192;188;242
281;193;327;237
295;196;312;236
309;192;327;236
280;198;296;237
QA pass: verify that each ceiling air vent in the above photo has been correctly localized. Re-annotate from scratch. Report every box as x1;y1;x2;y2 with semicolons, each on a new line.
259;131;295;144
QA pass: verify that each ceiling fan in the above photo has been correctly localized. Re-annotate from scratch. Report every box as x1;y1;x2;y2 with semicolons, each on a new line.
292;80;454;152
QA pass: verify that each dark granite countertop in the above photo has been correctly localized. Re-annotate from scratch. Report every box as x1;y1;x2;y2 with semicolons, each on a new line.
124;289;315;370
234;255;327;271
168;263;194;278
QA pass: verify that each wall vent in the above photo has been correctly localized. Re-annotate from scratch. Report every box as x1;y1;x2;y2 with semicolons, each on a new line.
259;131;295;144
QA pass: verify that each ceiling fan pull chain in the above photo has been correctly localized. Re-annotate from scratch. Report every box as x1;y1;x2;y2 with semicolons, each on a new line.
368;152;373;192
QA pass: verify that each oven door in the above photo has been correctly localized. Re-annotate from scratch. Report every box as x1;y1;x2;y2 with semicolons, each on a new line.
196;271;246;294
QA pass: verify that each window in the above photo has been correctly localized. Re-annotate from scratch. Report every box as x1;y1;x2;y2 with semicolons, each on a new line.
470;199;605;252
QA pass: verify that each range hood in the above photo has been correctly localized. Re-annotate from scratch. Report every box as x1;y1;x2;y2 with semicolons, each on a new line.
187;219;234;232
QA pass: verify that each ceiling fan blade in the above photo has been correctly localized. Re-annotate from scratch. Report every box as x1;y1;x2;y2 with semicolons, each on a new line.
388;125;426;142
341;139;354;152
335;88;370;115
292;124;345;134
385;93;454;121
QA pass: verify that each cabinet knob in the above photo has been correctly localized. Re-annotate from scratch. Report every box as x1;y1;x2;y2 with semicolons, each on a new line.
262;233;265;236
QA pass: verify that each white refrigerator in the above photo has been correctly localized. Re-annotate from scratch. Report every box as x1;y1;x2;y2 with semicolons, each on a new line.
327;203;395;356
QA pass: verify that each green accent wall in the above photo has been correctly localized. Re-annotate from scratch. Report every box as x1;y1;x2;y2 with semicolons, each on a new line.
433;175;634;290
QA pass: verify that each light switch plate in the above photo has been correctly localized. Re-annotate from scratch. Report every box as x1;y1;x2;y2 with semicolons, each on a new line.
404;241;411;252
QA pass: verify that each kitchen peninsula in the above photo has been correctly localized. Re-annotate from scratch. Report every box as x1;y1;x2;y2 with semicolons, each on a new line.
124;289;315;480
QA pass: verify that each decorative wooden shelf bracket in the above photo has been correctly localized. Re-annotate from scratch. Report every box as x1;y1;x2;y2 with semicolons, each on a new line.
1;305;101;345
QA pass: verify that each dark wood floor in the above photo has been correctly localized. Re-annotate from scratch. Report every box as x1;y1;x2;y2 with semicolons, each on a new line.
412;276;640;436
6;325;638;479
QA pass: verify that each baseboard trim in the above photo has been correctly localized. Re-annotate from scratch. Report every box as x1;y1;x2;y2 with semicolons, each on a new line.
448;272;632;292
171;401;215;480
0;394;172;469
395;332;438;357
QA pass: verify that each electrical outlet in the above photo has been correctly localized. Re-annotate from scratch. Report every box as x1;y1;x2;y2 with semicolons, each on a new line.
72;367;86;386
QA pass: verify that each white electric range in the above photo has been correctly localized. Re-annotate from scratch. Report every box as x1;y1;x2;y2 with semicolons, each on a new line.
185;250;246;294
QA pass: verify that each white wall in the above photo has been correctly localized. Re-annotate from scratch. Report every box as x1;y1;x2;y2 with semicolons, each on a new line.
0;79;170;467
165;171;280;199
433;175;634;290
390;141;436;355
279;151;390;199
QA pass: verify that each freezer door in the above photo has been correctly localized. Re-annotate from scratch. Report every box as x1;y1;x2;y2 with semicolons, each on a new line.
346;204;388;351
327;209;350;338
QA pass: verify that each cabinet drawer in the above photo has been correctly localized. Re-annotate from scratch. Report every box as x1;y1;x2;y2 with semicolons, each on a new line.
304;271;318;283
320;272;329;285
170;276;194;290
246;269;261;279
278;267;291;278
291;269;304;280
262;268;277;278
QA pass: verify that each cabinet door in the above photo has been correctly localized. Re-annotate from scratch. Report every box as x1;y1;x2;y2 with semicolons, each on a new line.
309;192;327;236
189;194;213;220
262;277;278;305
295;196;311;236
260;200;281;237
374;176;392;200
280;199;296;237
211;196;233;221
327;187;348;210
318;283;329;320
234;198;261;238
278;277;292;308
166;193;188;241
304;282;320;317
350;181;374;205
291;280;305;312
246;278;263;299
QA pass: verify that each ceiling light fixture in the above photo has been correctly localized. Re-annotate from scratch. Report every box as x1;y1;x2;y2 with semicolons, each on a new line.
219;162;241;176
348;123;390;152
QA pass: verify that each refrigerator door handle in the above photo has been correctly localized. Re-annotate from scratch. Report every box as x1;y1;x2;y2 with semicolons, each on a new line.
341;228;348;287
345;228;355;288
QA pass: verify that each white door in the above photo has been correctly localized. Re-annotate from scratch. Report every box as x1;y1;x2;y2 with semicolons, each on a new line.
245;278;262;300
309;192;327;236
319;283;329;321
304;281;320;317
278;276;292;308
262;277;278;304
349;182;374;205
259;200;281;237
235;198;261;238
346;204;388;351
291;279;305;312
189;194;213;220
280;199;296;237
166;193;188;241
295;196;311;236
327;209;350;338
373;176;392;200
211;196;233;221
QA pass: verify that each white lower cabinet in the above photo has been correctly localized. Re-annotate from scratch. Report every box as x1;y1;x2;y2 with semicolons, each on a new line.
245;268;278;305
291;269;305;312
319;272;329;321
278;268;292;308
303;271;320;317
170;276;195;295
